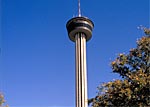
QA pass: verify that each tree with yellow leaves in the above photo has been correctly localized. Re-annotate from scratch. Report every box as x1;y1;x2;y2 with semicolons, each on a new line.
0;93;8;107
89;28;150;106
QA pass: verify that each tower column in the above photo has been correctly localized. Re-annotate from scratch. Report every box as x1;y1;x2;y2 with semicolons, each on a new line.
66;16;94;107
75;33;88;107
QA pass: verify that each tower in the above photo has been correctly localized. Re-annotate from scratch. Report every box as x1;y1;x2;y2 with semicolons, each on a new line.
66;0;94;107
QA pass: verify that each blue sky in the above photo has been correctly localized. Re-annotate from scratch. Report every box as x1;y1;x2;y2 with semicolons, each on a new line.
1;0;149;106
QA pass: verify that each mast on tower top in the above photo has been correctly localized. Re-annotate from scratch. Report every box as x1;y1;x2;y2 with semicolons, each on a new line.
78;0;81;17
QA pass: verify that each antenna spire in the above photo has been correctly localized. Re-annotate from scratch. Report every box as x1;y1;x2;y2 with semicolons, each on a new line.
78;0;81;17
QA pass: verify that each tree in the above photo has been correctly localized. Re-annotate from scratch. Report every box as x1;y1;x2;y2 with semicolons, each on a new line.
89;28;150;106
0;93;8;107
0;93;4;106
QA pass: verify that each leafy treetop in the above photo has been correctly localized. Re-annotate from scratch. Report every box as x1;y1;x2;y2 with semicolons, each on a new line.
89;28;150;106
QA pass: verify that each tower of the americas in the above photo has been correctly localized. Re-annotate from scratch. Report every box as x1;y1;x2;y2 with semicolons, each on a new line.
66;0;94;107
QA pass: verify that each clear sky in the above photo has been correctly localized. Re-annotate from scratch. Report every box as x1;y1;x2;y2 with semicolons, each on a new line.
1;0;149;106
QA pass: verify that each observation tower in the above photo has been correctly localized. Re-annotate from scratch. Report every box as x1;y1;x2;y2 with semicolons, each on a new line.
66;0;94;107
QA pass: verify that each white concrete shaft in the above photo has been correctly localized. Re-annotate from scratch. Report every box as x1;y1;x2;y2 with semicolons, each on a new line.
75;33;88;107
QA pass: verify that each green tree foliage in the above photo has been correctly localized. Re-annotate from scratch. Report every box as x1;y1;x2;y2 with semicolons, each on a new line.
89;29;150;106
